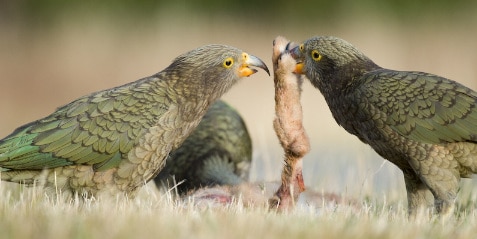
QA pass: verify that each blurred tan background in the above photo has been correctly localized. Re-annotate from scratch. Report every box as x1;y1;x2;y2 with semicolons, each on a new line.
1;0;477;200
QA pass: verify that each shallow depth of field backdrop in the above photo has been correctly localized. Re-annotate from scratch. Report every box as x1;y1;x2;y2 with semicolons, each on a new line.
1;0;477;210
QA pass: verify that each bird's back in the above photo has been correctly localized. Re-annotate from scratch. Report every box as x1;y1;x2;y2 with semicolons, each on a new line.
0;74;188;196
0;76;168;169
332;69;477;169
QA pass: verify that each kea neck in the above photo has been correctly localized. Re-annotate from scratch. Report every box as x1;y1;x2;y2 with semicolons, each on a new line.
161;67;234;106
317;59;380;101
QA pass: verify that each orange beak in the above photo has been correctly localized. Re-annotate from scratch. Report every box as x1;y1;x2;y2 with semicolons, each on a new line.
238;52;270;77
293;62;304;74
289;45;305;75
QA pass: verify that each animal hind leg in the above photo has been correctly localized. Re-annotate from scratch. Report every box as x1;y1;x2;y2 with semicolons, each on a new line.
418;165;459;216
403;169;434;218
417;146;460;216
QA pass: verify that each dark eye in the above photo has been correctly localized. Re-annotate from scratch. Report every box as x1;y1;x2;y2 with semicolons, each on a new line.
223;57;234;68
311;50;322;61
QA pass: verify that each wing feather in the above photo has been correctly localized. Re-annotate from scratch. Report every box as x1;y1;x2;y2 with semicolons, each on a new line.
359;69;477;144
0;76;166;171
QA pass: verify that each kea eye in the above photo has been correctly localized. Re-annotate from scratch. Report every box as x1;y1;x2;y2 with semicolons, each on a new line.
223;57;234;68
311;50;322;61
299;44;304;52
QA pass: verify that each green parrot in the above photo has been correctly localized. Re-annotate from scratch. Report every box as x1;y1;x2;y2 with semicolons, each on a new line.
0;44;268;198
154;100;252;194
291;36;477;216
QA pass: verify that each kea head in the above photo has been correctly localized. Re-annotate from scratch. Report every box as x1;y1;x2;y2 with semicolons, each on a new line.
289;36;377;92
166;44;269;99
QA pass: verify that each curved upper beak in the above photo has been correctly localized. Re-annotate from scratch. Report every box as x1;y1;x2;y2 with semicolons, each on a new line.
238;53;270;77
289;46;305;74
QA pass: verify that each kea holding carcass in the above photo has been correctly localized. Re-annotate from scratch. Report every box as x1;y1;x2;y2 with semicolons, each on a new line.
290;35;477;216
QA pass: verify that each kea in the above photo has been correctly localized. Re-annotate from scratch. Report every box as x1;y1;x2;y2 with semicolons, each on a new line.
154;99;252;194
290;36;477;216
0;44;269;199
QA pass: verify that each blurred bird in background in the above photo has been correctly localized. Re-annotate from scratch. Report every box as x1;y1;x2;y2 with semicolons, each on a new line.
154;100;252;194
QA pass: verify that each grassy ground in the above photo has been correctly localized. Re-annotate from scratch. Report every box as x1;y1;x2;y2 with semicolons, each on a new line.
0;181;476;239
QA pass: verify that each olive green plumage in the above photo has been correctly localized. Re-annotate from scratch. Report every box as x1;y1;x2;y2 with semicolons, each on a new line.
291;36;477;216
154;100;252;194
0;44;268;198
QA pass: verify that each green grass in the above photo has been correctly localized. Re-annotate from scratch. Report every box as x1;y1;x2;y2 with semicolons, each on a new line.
0;181;476;239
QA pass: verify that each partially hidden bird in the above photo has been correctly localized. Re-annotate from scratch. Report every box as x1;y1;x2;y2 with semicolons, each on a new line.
290;35;477;216
154;99;252;194
0;44;269;199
